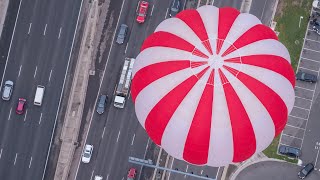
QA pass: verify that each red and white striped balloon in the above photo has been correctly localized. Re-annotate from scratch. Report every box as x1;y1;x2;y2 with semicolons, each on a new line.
131;5;295;166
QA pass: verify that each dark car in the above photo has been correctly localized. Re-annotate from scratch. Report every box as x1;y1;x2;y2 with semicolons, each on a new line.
311;18;320;26
278;145;301;157
169;0;180;17
298;163;314;179
296;71;317;83
16;98;26;115
116;24;128;44
96;95;108;114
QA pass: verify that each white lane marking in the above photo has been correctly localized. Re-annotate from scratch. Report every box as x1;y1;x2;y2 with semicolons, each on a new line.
116;130;121;142
315;146;320;166
138;138;150;180
150;4;155;16
8;108;12;120
260;0;267;20
39;113;43;124
131;134;135;145
294;96;312;102
304;47;320;53
211;0;214;5
200;169;203;174
282;133;303;140
102;126;106;138
29;157;32;168
106;174;109;180
293;105;310;111
34;66;38;78
168;157;174;180
294;85;314;92
298;66;319;73
58;27;62;39
43;24;47;35
14;153;18;165
48;69;53;82
305;38;320;43
18;65;22;77
0;0;23;89
184;165;189;178
90;170;94;180
28;23;32;34
165;8;169;18
288;115;308;121
24;110;28;122
300;57;320;64
73;0;127;178
286;124;306;131
216;167;221;179
125;43;129;54
183;0;187;9
0;149;2;159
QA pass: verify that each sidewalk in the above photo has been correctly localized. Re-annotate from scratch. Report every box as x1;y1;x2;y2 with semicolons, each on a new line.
0;0;9;39
53;0;99;179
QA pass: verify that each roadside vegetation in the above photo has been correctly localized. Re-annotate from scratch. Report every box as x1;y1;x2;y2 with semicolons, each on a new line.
262;0;312;164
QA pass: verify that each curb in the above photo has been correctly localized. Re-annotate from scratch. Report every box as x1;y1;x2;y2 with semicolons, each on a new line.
229;158;286;180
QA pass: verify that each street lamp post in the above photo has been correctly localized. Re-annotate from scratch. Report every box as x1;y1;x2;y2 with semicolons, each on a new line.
299;16;304;28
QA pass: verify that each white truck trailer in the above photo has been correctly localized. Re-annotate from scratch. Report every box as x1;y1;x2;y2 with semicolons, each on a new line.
114;57;135;108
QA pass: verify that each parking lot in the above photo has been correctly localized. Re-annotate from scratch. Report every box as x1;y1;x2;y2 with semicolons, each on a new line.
279;11;320;150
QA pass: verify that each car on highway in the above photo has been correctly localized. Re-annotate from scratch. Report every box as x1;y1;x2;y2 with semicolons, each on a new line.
116;24;128;44
81;144;93;163
96;94;108;114
298;163;314;179
16;98;26;115
2;80;14;101
136;1;149;23
169;0;180;17
94;175;103;180
278;145;301;158
296;71;317;83
127;168;136;180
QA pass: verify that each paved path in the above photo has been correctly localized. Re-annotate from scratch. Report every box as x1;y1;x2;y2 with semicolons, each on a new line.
0;0;9;39
235;160;320;180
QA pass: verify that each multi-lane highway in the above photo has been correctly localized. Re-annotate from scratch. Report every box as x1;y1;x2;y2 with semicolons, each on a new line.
0;0;82;179
71;0;280;180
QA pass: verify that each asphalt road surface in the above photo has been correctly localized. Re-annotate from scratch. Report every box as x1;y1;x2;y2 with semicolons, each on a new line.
235;161;320;180
0;0;82;179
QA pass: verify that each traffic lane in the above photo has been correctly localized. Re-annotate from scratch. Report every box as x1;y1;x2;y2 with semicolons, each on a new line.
0;119;21;179
97;102;139;178
141;0;170;42
74;0;128;178
213;0;242;9
168;159;219;180
235;161;320;180
250;0;276;25
301;93;320;169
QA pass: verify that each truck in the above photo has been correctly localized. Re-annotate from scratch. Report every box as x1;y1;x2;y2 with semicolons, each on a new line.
114;57;135;108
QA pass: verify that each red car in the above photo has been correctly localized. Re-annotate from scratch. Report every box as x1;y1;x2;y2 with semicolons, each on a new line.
136;1;149;23
16;98;26;115
127;168;136;180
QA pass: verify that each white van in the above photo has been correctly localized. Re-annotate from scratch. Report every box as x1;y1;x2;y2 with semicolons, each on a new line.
34;85;45;106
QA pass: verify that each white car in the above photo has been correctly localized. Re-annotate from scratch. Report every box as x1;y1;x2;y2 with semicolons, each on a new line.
94;175;103;180
81;144;93;163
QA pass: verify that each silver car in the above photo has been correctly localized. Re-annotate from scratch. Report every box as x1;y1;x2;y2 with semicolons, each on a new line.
2;80;14;101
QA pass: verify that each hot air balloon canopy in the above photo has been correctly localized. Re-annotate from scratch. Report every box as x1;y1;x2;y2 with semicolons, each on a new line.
131;5;295;167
